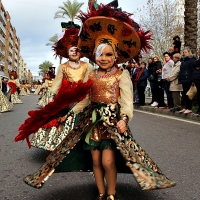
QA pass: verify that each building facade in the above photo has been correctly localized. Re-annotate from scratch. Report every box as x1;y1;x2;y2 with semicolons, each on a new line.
0;0;32;81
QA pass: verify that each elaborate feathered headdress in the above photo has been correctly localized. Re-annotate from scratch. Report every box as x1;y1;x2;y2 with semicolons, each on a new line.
77;4;152;63
53;22;80;58
9;70;18;79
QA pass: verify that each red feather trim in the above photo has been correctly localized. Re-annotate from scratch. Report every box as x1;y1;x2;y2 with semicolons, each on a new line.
77;4;140;31
53;28;80;58
42;119;59;129
7;82;17;94
15;79;92;148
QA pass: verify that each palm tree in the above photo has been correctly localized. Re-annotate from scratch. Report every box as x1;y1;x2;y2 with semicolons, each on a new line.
184;0;198;57
38;61;54;76
54;0;84;21
46;34;58;47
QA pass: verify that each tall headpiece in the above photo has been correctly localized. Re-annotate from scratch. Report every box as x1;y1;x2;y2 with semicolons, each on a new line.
77;4;152;63
9;70;18;79
53;22;80;58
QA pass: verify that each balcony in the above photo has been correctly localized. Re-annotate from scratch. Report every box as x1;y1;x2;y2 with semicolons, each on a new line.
0;48;5;56
9;38;13;46
0;60;5;66
8;56;12;63
0;23;6;34
10;30;14;38
8;65;12;70
0;12;7;24
0;34;5;45
9;46;13;53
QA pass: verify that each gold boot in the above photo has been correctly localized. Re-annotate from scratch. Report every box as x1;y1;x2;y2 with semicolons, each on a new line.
96;193;106;200
107;194;118;200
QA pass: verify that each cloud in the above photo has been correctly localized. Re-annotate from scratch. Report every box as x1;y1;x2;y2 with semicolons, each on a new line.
2;0;146;75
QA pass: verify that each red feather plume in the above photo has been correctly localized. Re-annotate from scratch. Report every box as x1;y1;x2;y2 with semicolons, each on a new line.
7;82;17;94
15;79;92;148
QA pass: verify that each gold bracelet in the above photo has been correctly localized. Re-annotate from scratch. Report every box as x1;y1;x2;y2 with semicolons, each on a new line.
120;114;129;124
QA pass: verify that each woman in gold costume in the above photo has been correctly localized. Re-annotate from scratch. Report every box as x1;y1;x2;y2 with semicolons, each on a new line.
0;76;13;112
19;80;27;96
15;4;176;200
34;80;42;94
37;70;54;107
31;23;94;151
7;70;23;104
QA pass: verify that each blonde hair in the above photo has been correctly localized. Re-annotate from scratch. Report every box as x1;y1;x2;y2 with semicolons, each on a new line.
153;55;160;61
173;53;181;60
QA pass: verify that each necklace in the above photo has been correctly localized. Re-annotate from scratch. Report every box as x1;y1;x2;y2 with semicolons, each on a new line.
68;60;81;69
95;66;116;78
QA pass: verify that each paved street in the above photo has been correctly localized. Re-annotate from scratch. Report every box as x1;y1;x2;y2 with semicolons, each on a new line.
0;94;199;200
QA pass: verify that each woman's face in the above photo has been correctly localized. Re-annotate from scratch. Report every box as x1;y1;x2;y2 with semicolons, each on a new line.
173;57;179;63
141;63;146;68
95;45;115;70
183;50;189;57
11;75;14;80
153;57;158;62
68;46;80;61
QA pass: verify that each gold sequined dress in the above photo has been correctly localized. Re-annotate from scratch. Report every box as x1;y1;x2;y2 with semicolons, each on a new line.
34;84;41;94
37;80;53;107
31;61;94;151
24;67;176;190
19;84;27;96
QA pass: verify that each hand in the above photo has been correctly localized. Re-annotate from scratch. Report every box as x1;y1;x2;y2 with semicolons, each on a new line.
116;120;127;134
48;97;54;103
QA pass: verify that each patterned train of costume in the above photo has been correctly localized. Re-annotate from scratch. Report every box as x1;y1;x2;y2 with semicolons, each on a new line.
22;67;176;190
0;79;13;112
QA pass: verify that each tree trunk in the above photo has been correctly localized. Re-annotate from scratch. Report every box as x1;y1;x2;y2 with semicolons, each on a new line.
184;0;198;57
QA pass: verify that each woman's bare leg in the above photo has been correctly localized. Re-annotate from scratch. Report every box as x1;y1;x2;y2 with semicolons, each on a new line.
102;149;117;195
91;150;106;195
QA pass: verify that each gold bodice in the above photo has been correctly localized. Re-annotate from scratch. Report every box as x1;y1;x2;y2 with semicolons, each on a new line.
48;80;53;87
61;61;88;82
89;67;122;104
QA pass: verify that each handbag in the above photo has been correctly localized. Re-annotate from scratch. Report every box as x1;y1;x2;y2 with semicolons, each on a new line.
186;85;197;100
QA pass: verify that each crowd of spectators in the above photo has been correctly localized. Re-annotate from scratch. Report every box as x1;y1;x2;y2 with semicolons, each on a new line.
124;43;200;116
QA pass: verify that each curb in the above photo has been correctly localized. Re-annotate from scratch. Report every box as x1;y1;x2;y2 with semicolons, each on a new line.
134;105;200;122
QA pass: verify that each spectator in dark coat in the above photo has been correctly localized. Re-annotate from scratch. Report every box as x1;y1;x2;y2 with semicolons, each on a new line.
147;57;154;104
178;47;196;114
150;56;166;107
133;62;148;106
192;48;200;115
1;77;8;95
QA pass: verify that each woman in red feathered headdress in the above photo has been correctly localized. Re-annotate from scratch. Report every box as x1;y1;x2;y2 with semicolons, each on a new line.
22;21;94;152
17;3;175;197
7;70;23;104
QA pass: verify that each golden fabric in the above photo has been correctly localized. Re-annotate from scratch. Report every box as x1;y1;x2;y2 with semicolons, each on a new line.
89;67;122;104
61;61;88;82
90;125;111;142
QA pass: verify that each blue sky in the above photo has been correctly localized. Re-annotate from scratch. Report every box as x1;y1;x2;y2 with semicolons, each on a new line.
2;0;147;75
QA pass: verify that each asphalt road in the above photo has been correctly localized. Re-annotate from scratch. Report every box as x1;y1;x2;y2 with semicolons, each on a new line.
0;94;199;200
